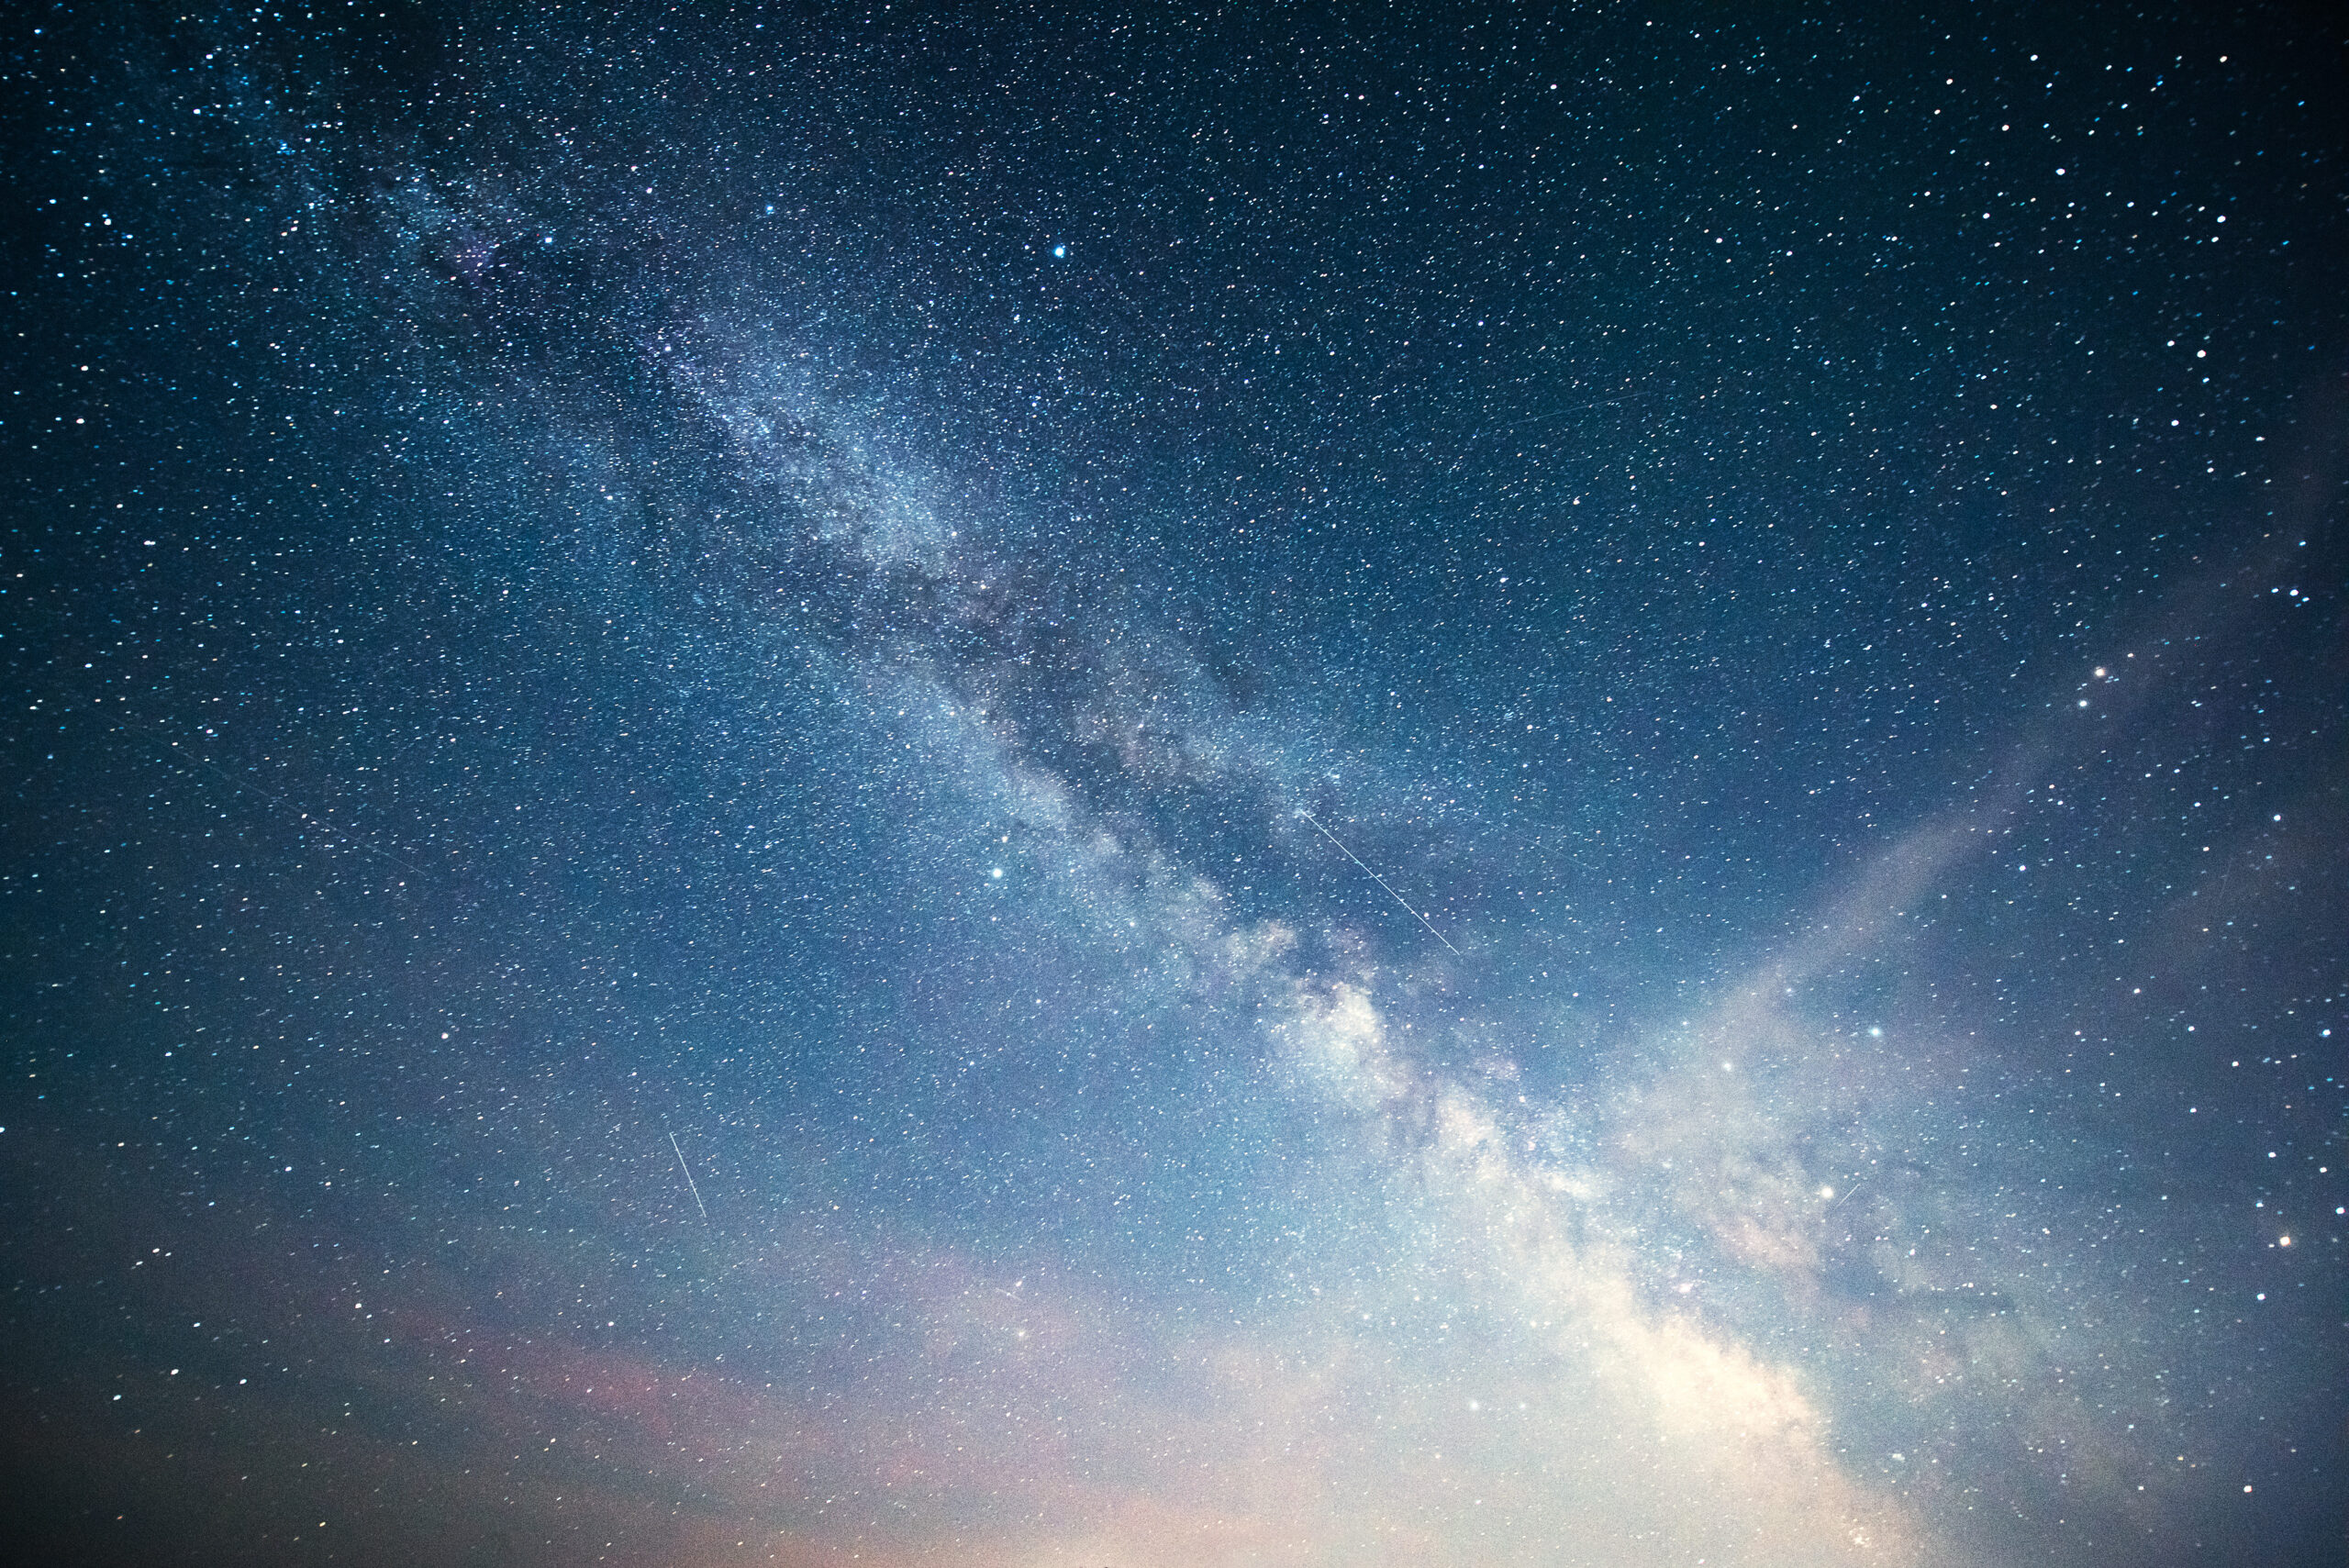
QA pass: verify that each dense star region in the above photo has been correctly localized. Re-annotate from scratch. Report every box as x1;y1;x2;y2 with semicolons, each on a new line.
2;4;2343;1565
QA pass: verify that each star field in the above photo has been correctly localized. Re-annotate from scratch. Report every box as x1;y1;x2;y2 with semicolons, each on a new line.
2;4;2343;1565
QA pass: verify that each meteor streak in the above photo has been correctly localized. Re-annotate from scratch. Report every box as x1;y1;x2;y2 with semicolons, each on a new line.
669;1130;709;1222
1297;809;1462;956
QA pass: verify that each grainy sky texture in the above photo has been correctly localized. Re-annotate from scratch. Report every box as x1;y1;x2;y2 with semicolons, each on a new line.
2;4;2343;1565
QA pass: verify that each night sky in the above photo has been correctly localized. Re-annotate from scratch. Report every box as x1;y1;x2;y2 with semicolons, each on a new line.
3;4;2343;1565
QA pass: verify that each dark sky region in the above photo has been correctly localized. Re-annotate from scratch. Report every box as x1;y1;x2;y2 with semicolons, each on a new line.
2;3;2343;1565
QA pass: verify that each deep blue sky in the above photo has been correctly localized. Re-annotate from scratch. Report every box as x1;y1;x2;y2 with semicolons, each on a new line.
4;4;2343;1564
